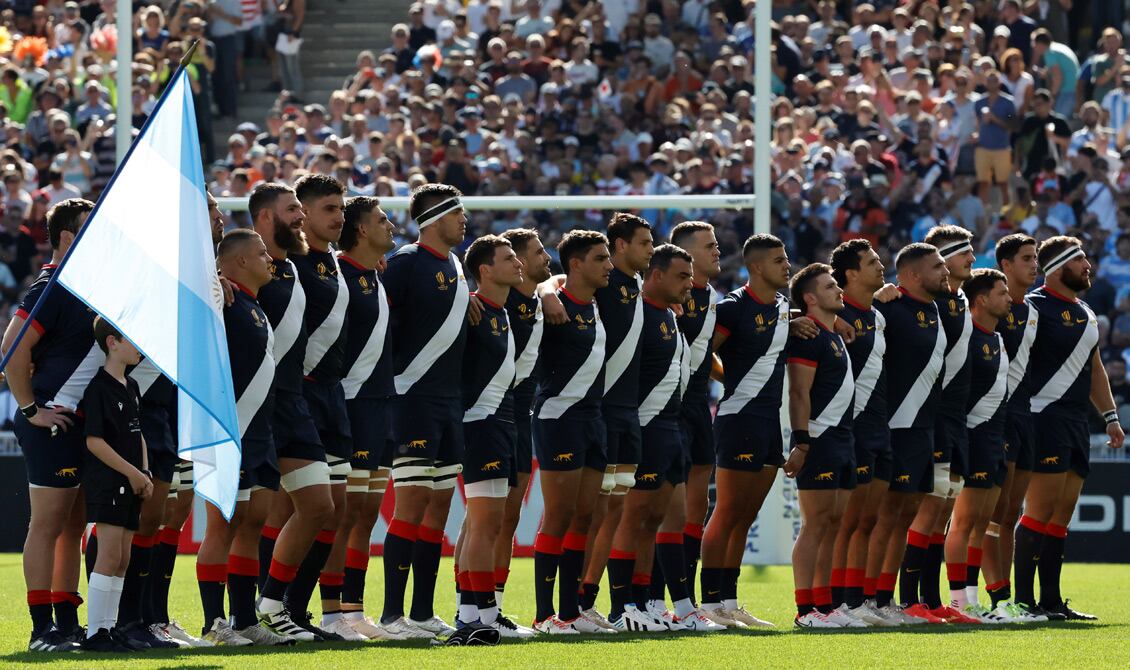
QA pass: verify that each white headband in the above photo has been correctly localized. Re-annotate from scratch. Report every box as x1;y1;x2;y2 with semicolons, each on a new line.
939;240;973;260
1042;245;1083;276
415;197;463;229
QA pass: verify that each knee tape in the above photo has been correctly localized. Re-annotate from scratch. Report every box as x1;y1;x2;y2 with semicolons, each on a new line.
464;478;510;499
947;477;964;499
236;487;252;503
328;457;352;482
280;460;331;492
347;469;371;494
391;457;435;489
166;469;180;497
929;462;953;499
370;473;389;494
177;462;195;488
601;472;616;493
614;472;637;489
433;462;463;490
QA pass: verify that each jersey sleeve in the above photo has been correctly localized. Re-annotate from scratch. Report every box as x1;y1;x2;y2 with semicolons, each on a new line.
15;279;56;336
380;250;413;308
714;295;739;337
82;383;107;440
786;334;820;368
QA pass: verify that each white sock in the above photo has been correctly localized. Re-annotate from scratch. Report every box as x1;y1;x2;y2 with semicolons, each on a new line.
950;590;968;608
108;576;125;632
722;598;739;611
495;590;504;611
87;572;114;637
321;611;343;625
458;603;479;624
258;596;283;615
673;598;694;619
965;586;980;605
479;605;499;625
343;611;363;621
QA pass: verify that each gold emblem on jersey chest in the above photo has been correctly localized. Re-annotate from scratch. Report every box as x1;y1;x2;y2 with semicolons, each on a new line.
436;271;449;291
251;308;263;327
660;322;673;340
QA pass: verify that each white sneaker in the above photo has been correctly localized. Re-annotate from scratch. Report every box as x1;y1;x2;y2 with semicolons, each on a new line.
872;604;909;626
147;623;187;648
890;605;929;625
491;615;536;639
612;608;669;632
164;620;214;647
962;602;1006;624
408;615;455;637
847;603;886;626
824;606;868;628
380;616;435;639
580;608;618;632
255;604;315;642
235;622;293;645
794;611;842;628
348;615;407;640
725;606;775;628
203;618;254;646
320;617;368;641
699;607;748;629
569;613;615;634
1001;602;1048;623
533;615;579;635
675;609;727;632
646;602;679;630
858;602;901;627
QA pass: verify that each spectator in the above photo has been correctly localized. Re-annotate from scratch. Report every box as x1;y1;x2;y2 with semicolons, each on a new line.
515;0;554;39
974;69;1017;208
1031;28;1080;117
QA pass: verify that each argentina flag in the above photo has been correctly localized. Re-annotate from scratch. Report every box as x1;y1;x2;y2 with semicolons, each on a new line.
56;69;241;517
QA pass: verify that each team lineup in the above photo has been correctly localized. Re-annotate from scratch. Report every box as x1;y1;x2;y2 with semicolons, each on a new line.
7;178;1125;652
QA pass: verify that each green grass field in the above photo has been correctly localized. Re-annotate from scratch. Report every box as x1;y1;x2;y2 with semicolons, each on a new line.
0;555;1127;668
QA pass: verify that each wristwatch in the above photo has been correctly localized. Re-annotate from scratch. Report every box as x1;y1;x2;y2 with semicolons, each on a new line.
19;403;37;419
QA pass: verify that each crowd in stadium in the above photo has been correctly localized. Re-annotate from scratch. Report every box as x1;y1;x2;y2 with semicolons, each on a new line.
2;1;1130;421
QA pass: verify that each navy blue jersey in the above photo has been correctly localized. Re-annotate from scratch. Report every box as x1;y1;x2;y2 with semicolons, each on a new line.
1026;286;1099;418
257;257;307;394
382;243;469;399
128;363;175;411
594;267;644;409
462;294;515;422
787;322;855;436
16;265;101;409
507;289;543;417
224;284;276;441
292;248;348;384
638;299;687;426
534;288;606;420
966;322;1008;430
338;254;394;400
997;299;1039;416
935;290;972;417
677;283;719;404
838;298;887;423
713;286;790;419
876;290;947;429
82;369;143;488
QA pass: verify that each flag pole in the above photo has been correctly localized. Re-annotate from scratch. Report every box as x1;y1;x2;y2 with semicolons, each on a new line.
0;41;203;377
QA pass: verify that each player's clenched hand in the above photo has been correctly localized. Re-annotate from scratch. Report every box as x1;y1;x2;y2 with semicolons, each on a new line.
375;256;387;273
789;316;818;339
873;283;900;303
783;446;807;478
834;316;856;344
129;469;152;497
468;294;484;326
29;406;74;433
543;292;568;325
1108;421;1124;449
219;276;235;306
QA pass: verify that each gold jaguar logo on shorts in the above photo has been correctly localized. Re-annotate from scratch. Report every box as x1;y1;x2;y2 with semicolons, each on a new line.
1041;456;1060;465
353;450;370;460
481;460;501;471
970;472;989;481
407;439;428;450
856;465;870;475
815;472;834;481
638;473;658;482
895;474;911;483
735;453;754;462
933;451;943;460
55;467;77;477
554;453;574;463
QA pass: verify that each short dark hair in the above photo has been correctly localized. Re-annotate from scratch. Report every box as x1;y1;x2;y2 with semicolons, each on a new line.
895;242;939;272
248;182;295;222
829;239;873;288
606;212;651;250
964;268;1006;303
995;233;1037;267
670;220;713;249
46;198;94;249
464;234;511;283
216;228;261;260
500;228;538;255
408;182;462;221
647;243;692;274
558;229;608;271
341;196;382;250
294;173;345;203
1033;28;1052;45
924;224;973;249
790;263;833;315
92;315;124;354
1037;235;1083;272
742;233;784;261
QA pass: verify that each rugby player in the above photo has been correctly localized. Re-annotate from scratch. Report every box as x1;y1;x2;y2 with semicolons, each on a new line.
530;230;611;634
335;197;401;639
5;199;97;652
786;263;863;628
1013;237;1123;620
378;184;469;638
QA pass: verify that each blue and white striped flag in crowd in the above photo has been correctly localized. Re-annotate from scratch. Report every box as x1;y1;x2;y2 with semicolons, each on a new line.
56;69;241;517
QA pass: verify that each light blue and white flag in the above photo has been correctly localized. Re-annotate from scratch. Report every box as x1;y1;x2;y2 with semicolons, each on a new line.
56;70;241;517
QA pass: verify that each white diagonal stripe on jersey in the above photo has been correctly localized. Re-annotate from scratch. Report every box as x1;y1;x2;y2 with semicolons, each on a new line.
50;343;104;410
942;291;971;388
342;279;389;400
464;326;516;423
716;297;789;417
604;274;644;394
237;322;276;437
130;358;162;396
685;285;718;374
889;317;947;428
538;307;607;420
678;322;692;399
968;334;1009;428
303;255;349;375
1031;304;1098;413
394;254;470;395
513;295;543;387
639;321;685;426
853;309;886;418
272;259;307;364
810;346;855;437
1007;301;1039;396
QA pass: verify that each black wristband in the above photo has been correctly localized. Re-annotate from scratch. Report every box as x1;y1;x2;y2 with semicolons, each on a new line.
19;403;37;419
792;430;810;446
1104;409;1119;425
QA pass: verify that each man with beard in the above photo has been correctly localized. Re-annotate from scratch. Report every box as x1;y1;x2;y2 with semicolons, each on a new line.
869;243;948;624
1013;237;1123;620
248;183;335;643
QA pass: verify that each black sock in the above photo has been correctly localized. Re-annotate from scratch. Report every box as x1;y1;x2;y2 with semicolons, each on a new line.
579;581;599;611
151;532;179;623
649;553;666;602
607;554;635;619
380;522;416;623
28;591;54;636
283;534;334;617
408;529;443;622
557;548;585;620
533;534;562;623
900;532;929;606
966;563;981;595
876;573;897;608
683;526;703;604
84;532;98;583
700;567;723;606
656;538;690;604
228;573;259;630
319;572;344;603
343;547;367;606
987;582;1011;607
258;527;280;592
53;594;80;633
118;539;153;625
920;537;944;609
474;587;497;617
632;579;650;610
722;567;740;603
1013;520;1045;607
1037;530;1066;608
197;566;227;635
